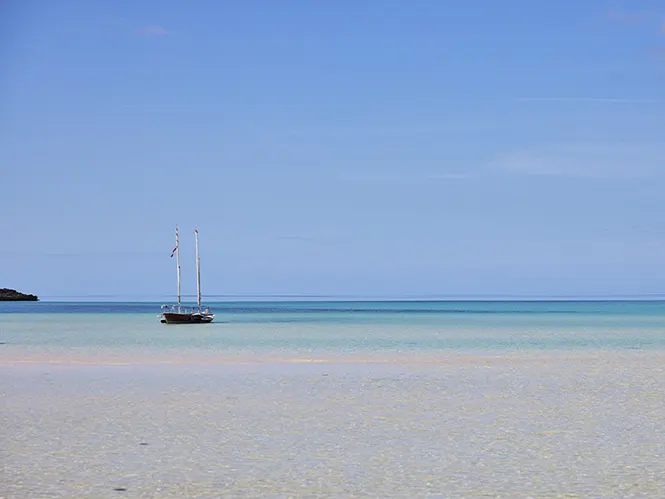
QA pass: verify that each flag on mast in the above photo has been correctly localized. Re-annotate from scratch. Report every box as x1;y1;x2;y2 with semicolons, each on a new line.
170;246;177;257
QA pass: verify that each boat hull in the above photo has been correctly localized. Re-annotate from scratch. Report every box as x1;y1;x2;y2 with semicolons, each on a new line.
161;312;214;324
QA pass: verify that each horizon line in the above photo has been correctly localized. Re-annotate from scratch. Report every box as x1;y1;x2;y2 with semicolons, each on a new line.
24;294;665;302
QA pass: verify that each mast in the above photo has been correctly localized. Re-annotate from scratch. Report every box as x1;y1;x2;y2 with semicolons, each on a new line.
176;225;181;310
195;228;201;311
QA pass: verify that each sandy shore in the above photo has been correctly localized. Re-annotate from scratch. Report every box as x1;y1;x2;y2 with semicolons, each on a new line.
3;350;665;497
3;345;665;366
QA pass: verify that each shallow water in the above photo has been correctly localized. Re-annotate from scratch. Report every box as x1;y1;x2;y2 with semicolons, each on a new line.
2;301;665;497
2;301;665;356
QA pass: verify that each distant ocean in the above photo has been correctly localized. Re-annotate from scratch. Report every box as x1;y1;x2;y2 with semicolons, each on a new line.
2;300;664;355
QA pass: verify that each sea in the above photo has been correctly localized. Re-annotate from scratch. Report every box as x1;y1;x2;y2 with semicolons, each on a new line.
2;299;665;355
3;301;665;497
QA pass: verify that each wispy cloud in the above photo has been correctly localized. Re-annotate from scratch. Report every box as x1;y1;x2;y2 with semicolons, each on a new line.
276;236;315;242
1;251;163;257
488;144;665;178
516;97;665;104
332;143;664;184
337;173;476;184
137;25;171;37
250;126;459;138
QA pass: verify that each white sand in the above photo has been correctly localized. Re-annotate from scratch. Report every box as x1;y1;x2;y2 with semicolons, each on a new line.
3;351;665;497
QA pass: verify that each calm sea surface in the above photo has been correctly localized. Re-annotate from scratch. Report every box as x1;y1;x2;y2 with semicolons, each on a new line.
3;301;665;497
1;300;664;354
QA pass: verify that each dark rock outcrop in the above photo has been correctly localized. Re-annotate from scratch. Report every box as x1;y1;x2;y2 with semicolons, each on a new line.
0;288;39;301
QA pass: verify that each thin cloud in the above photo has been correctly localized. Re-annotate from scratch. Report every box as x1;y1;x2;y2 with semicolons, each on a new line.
488;144;665;178
276;236;315;242
516;97;665;104
427;173;476;180
137;25;171;37
337;173;476;184
1;251;163;257
254;126;458;137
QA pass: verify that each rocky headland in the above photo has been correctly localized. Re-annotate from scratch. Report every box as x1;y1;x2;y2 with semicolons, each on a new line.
0;288;39;301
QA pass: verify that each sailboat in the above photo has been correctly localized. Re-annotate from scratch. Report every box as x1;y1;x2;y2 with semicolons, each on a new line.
160;226;215;324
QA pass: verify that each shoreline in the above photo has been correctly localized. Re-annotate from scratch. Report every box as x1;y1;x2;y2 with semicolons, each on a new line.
2;347;664;367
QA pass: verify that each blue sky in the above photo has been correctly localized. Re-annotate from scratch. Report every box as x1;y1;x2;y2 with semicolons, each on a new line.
2;0;665;300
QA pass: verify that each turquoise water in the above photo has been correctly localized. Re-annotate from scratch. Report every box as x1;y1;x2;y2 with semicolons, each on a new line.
2;300;664;353
4;301;665;497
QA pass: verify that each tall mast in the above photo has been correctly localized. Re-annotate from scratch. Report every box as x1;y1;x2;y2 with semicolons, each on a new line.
195;228;201;311
175;225;181;310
